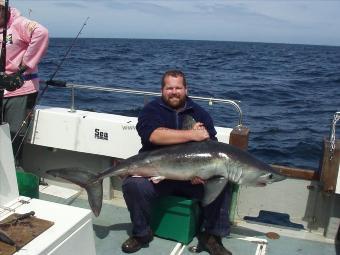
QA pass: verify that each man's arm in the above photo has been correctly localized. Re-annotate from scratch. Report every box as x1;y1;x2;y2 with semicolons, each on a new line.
149;122;209;145
21;20;49;70
150;122;209;185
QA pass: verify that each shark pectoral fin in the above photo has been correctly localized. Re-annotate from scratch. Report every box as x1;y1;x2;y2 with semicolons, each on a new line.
85;180;103;217
202;177;228;206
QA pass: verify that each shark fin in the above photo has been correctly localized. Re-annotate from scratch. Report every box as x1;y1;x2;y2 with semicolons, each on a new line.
181;115;197;130
46;168;103;216
202;177;228;206
85;180;103;217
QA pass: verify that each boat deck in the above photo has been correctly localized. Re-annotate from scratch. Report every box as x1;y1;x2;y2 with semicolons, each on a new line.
39;188;339;255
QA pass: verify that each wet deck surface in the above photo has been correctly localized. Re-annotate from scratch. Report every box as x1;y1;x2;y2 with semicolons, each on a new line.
40;192;339;255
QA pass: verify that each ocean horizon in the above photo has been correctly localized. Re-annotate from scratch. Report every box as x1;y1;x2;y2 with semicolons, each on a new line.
50;37;340;48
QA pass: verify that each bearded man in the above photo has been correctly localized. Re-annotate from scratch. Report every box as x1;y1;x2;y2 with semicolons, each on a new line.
121;70;232;255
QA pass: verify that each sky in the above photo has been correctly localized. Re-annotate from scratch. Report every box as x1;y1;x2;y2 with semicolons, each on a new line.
10;0;340;46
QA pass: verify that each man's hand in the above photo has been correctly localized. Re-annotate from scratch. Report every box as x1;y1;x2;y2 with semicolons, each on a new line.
0;71;24;91
190;122;210;141
191;176;205;185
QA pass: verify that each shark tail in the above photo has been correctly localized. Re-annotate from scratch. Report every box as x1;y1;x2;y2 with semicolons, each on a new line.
84;180;103;217
46;168;103;216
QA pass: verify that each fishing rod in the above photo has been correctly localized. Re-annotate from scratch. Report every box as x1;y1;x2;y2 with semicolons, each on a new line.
12;16;90;159
0;0;9;125
33;16;90;102
48;16;89;81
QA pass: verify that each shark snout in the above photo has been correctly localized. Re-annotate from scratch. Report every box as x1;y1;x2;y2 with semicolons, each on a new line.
256;172;286;186
266;173;286;184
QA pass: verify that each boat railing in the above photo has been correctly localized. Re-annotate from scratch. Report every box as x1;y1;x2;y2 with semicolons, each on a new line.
45;81;244;127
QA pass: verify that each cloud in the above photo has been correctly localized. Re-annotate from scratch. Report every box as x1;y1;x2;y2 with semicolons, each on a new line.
54;2;86;8
12;0;340;46
104;1;176;14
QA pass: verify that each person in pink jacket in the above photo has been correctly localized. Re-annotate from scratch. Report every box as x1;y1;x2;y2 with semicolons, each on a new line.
0;1;49;160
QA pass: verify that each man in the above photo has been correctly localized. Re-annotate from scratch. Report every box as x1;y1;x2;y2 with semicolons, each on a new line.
0;1;49;159
122;70;232;255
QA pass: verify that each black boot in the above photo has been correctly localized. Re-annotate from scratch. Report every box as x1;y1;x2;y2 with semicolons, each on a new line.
121;230;153;253
197;231;232;255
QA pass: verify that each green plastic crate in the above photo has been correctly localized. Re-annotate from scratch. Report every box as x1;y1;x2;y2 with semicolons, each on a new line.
151;196;200;244
150;186;239;244
16;171;39;198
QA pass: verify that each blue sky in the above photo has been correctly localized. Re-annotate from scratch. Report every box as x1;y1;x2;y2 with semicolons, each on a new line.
11;0;340;46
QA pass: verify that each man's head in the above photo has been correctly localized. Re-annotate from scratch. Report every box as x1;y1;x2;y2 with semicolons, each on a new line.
161;70;188;110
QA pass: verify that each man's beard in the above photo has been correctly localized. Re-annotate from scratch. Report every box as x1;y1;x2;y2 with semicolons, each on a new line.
162;95;186;110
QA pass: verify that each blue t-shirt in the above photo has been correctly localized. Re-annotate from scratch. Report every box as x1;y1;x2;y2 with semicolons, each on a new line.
136;96;217;152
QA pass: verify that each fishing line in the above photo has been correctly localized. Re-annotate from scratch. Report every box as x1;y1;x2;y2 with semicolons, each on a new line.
12;16;90;160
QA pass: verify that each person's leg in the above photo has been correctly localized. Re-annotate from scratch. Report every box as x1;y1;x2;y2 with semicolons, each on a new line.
199;183;233;255
202;183;231;236
2;95;28;159
122;176;157;237
169;180;231;235
3;93;37;163
166;180;232;254
121;177;175;253
3;95;27;136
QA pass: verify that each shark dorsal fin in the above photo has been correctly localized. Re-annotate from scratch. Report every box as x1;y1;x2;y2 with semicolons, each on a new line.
181;115;196;130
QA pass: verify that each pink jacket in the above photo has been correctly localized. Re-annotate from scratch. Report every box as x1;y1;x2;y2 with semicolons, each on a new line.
2;8;49;98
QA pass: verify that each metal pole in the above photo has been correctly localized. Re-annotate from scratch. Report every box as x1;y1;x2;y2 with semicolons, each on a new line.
0;0;9;125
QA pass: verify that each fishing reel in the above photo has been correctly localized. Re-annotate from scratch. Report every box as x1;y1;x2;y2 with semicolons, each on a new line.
0;71;24;91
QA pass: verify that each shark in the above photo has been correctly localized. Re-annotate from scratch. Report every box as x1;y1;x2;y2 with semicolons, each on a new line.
47;139;285;216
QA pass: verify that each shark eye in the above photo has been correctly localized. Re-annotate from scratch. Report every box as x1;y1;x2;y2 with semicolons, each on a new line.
268;174;273;179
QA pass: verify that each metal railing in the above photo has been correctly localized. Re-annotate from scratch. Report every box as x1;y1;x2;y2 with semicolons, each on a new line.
44;81;244;127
